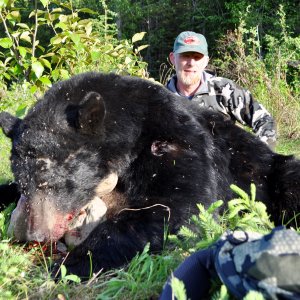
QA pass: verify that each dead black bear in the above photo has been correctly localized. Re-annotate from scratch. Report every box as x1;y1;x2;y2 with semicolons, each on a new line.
0;72;299;278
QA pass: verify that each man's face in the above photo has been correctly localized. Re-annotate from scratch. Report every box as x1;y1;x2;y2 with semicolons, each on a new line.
170;52;209;86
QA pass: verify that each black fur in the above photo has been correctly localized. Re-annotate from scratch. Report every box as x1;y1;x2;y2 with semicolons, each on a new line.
0;72;299;278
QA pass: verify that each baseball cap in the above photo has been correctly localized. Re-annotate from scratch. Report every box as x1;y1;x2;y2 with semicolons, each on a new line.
173;31;208;56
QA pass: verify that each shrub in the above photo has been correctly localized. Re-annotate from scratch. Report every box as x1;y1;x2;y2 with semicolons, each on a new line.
213;7;300;139
0;0;149;93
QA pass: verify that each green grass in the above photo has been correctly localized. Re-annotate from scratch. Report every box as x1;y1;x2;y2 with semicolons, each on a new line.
0;86;36;184
0;230;181;299
276;137;300;157
0;134;13;184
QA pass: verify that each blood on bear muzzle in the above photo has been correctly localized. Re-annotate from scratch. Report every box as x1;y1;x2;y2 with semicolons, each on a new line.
8;172;118;245
8;193;73;242
8;194;108;244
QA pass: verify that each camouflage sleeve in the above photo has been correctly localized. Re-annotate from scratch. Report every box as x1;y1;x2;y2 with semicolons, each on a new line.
211;77;277;149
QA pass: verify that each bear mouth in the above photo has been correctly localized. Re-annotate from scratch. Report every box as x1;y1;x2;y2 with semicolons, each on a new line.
63;171;119;246
63;196;108;247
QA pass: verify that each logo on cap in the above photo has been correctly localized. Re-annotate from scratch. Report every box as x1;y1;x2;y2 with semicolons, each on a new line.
183;36;200;45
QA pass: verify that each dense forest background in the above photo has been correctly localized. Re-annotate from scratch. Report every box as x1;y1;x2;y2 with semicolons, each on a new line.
116;0;299;77
0;0;299;141
1;0;299;78
79;0;300;78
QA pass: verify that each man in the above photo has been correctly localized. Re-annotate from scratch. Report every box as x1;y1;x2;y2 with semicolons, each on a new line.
167;31;276;148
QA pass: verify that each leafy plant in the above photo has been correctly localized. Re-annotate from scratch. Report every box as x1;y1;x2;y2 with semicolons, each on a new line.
169;184;274;253
214;8;300;140
58;265;81;284
0;203;15;239
169;276;187;300
167;185;278;299
211;285;230;300
0;0;149;93
226;184;274;231
244;291;265;300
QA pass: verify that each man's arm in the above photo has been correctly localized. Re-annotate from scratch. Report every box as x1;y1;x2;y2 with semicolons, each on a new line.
210;77;277;149
250;100;277;149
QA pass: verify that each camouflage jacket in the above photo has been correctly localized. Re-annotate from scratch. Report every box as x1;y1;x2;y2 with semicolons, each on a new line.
167;72;277;148
214;227;300;299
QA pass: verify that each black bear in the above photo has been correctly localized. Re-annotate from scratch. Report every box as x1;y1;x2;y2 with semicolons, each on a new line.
0;72;299;278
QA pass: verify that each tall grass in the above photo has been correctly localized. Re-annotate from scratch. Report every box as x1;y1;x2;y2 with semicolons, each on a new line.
213;11;300;139
0;85;36;184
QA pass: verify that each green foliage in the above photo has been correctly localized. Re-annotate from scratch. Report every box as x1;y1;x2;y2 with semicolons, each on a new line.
0;241;31;299
214;7;300;140
109;1;300;141
211;285;230;300
0;181;297;299
0;0;149;92
243;291;265;300
226;184;274;231
264;5;300;92
0;2;299;298
168;200;221;251
276;138;300;157
0;132;13;183
165;184;279;299
169;184;274;253
0;236;50;299
169;276;187;300
0;0;150;181
96;243;180;299
0;81;36;113
167;185;277;299
59;265;81;284
110;0;299;79
0;83;37;182
0;203;15;239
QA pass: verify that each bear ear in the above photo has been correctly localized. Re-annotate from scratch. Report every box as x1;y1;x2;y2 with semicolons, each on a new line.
77;91;106;135
0;112;20;138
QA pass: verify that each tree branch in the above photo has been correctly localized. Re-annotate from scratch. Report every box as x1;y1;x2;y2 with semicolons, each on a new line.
32;0;39;58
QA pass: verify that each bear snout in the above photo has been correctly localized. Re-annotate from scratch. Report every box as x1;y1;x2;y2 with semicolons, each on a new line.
8;193;72;242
